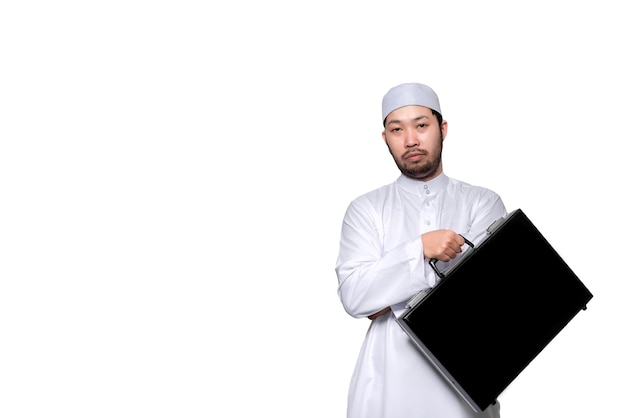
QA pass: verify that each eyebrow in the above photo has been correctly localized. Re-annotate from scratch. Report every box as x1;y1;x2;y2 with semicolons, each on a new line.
387;115;429;126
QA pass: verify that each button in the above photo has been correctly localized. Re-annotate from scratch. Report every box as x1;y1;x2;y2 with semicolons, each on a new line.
426;220;431;226
425;190;430;195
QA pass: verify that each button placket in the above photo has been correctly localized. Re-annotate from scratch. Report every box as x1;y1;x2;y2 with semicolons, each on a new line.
423;185;433;228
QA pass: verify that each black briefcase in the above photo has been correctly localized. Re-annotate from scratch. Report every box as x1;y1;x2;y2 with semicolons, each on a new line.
396;208;593;412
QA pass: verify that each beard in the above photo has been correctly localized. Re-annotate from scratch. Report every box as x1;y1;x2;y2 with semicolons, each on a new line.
388;134;443;181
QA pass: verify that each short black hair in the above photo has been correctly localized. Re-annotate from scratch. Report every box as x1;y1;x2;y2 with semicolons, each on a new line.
432;109;443;126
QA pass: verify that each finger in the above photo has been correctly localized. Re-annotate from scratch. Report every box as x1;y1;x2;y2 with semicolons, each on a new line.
445;248;457;260
448;242;463;254
454;234;466;246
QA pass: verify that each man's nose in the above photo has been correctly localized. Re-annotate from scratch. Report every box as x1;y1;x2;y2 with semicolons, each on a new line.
405;128;419;147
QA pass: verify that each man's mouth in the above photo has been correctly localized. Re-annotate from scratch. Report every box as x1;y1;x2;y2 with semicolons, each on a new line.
404;152;425;161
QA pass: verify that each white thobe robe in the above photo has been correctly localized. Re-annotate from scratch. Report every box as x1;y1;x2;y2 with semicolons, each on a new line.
336;173;507;418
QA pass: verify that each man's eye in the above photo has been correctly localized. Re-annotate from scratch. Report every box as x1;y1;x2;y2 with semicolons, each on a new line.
417;124;426;128
391;127;401;132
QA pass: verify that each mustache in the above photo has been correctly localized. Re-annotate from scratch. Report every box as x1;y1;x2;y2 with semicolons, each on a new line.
402;149;428;159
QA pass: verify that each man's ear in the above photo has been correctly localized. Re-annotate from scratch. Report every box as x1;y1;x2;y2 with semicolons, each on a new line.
381;130;387;144
440;120;448;141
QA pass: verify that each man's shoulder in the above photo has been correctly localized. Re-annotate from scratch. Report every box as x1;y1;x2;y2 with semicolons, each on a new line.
448;176;501;197
351;181;396;203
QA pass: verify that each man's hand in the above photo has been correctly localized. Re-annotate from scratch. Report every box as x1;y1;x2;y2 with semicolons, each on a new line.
421;230;465;261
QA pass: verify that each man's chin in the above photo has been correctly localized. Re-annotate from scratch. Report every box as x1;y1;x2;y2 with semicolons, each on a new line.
401;166;437;180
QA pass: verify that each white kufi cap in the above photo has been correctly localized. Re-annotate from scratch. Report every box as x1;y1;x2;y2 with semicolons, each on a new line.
382;82;441;125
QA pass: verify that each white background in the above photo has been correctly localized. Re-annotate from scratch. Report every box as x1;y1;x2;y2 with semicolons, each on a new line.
1;1;624;417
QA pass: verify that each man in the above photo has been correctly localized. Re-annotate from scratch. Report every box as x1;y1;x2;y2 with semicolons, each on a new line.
335;82;507;417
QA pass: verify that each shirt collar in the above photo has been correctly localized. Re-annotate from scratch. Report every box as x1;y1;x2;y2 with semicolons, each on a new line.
397;172;449;197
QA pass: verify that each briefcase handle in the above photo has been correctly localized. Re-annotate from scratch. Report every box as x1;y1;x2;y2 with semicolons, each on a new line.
428;235;474;279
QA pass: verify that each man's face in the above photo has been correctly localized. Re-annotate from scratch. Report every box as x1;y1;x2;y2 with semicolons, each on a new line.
382;105;447;181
